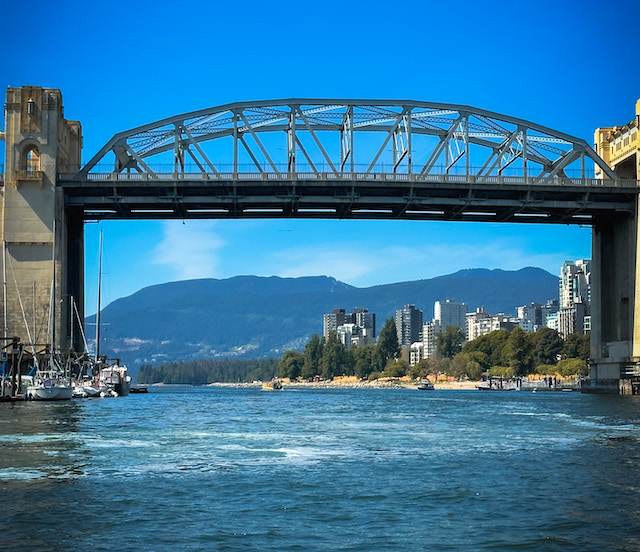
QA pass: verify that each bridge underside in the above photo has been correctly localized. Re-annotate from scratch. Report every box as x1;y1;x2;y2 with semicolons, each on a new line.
62;175;636;224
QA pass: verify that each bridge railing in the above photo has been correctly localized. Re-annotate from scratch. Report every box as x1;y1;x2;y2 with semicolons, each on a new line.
57;172;640;188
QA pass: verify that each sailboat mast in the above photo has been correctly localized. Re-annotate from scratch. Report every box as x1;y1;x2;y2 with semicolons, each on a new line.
2;241;7;341
95;230;103;362
51;220;56;368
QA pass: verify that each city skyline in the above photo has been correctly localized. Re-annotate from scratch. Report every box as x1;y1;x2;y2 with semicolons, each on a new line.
2;0;639;313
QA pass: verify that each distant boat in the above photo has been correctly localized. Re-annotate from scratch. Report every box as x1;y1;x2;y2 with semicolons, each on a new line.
98;361;131;397
262;378;283;390
417;381;435;390
130;385;148;394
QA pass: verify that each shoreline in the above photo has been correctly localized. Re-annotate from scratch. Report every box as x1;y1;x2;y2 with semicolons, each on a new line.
199;380;480;390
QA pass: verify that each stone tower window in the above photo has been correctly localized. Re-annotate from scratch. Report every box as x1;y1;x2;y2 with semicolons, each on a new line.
25;146;40;172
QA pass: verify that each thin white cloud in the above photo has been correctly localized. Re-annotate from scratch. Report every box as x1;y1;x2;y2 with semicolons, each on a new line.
152;221;225;280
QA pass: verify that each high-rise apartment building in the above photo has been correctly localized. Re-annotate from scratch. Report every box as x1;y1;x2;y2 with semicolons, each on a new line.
323;307;376;345
353;307;376;338
560;260;591;309
420;320;442;359
434;300;468;330
558;260;591;337
323;309;346;337
396;304;423;346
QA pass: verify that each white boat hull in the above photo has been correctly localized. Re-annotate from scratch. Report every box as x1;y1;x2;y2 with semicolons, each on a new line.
27;385;73;401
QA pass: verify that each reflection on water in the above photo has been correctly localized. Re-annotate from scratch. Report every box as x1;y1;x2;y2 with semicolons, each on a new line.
2;388;640;552
0;401;87;480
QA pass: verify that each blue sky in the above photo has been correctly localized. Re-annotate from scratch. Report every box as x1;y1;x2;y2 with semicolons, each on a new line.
2;0;640;312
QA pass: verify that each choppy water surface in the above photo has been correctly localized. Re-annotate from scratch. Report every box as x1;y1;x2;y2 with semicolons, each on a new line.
2;387;640;551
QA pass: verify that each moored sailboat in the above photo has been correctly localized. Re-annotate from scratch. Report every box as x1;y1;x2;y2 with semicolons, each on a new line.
25;222;72;401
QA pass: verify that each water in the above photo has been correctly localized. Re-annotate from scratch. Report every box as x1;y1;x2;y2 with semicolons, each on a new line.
2;387;640;551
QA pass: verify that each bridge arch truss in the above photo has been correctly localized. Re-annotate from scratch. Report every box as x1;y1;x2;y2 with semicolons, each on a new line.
79;100;618;182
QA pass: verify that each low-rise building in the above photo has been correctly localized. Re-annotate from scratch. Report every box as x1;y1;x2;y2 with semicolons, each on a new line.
467;307;518;340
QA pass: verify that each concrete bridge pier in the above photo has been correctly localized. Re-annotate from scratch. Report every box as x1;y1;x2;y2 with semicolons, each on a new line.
0;86;83;352
588;204;640;393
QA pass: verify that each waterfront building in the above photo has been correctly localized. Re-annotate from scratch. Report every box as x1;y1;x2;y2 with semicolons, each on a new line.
396;304;424;346
410;342;424;366
558;260;591;337
410;300;469;365
353;307;376;338
542;299;559;327
560;260;591;309
324;307;377;345
434;300;468;330
323;309;347;337
466;307;490;341
467;307;518;341
516;302;543;332
418;320;442;362
557;302;586;337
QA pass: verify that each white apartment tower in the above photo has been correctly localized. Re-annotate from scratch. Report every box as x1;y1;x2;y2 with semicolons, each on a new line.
558;260;591;337
434;300;468;330
560;260;591;308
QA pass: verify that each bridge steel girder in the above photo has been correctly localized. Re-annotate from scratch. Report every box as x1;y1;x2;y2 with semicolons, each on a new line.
61;176;637;225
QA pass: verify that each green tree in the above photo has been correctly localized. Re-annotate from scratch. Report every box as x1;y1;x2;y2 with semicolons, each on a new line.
563;333;590;361
532;328;563;367
436;326;465;358
488;365;515;378
377;317;400;363
352;344;378;379
535;363;558;375
462;329;511;368
448;352;484;380
278;350;304;379
320;331;349;380
408;358;431;380
383;358;408;378
556;357;588;376
501;326;533;376
301;333;322;379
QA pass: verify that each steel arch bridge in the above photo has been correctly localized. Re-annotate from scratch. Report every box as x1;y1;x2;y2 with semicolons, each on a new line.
3;88;640;392
61;100;637;224
80;99;617;181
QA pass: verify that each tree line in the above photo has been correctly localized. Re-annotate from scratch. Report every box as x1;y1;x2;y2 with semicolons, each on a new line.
138;320;590;384
279;321;590;381
277;317;402;381
410;325;589;381
138;358;279;384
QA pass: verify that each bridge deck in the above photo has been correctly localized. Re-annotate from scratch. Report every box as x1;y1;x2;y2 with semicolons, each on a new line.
59;173;639;224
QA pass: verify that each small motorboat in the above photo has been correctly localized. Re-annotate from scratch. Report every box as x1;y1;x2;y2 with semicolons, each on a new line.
262;378;283;390
417;381;435;390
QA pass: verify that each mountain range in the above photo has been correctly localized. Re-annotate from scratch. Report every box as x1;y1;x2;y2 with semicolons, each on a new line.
88;267;559;378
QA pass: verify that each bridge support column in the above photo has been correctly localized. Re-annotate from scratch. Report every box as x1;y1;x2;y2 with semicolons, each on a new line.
1;86;83;352
589;199;640;393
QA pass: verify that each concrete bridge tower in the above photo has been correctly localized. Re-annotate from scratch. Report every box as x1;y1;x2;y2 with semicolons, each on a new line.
591;99;640;393
0;86;83;351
